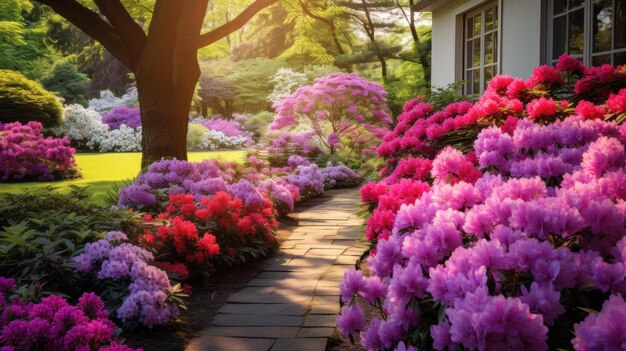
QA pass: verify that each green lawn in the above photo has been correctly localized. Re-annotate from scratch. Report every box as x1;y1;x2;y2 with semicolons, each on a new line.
0;151;246;205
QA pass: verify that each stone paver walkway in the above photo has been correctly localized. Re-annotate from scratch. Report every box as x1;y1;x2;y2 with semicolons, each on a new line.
186;189;367;351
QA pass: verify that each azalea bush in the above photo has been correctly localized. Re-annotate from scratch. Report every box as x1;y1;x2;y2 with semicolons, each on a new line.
88;87;138;115
75;231;183;328
269;73;392;157
337;57;626;351
143;190;277;273
0;121;78;181
102;107;142;130
0;277;137;350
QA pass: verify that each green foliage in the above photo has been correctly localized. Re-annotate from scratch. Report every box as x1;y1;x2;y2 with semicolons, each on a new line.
41;61;90;106
0;186;143;295
246;111;274;137
187;123;208;150
0;69;63;127
428;81;473;111
201;57;280;114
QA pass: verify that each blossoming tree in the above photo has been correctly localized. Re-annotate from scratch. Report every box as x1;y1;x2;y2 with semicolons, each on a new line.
35;0;278;167
270;73;392;156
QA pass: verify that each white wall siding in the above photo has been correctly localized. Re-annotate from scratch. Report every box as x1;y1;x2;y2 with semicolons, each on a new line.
431;0;542;88
500;0;543;79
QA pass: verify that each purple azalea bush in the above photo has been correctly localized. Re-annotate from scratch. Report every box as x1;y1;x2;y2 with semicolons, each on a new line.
337;116;626;350
75;231;179;328
0;121;77;181
0;277;138;350
102;107;142;130
321;163;362;188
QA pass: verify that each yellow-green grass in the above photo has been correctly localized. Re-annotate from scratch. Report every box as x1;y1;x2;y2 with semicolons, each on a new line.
0;151;246;205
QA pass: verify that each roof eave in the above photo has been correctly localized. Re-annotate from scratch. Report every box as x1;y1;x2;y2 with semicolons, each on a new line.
411;0;456;11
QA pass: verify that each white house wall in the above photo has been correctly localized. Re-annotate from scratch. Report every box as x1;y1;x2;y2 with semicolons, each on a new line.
431;0;543;89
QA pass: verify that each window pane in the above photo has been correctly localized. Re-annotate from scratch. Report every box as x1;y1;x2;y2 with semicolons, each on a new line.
493;5;499;29
486;7;494;31
473;14;482;37
569;0;584;9
473;38;481;67
554;0;567;14
466;39;473;68
484;33;494;64
553;16;567;59
594;0;613;53
615;0;626;49
466;69;474;94
615;51;626;65
484;65;496;90
472;69;480;94
467;17;474;39
592;54;611;65
493;32;498;63
568;9;585;55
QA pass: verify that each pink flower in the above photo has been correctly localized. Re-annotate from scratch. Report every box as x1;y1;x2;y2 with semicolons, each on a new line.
575;100;606;120
526;97;558;119
572;294;626;351
336;305;365;336
556;54;586;74
606;88;626;114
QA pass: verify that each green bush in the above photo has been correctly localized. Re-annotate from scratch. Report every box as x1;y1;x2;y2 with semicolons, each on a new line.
0;69;63;127
187;123;208;150
0;186;143;295
246;111;274;137
41;61;90;106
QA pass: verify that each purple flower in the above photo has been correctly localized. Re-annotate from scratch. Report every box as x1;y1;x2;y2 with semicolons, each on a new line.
572;294;626;351
336;305;365;336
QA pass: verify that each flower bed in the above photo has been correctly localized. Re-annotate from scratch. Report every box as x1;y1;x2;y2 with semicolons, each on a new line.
0;121;77;181
337;56;626;351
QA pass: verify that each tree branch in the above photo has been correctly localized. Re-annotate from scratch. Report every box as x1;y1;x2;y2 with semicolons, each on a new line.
36;0;136;70
94;0;147;63
197;0;279;48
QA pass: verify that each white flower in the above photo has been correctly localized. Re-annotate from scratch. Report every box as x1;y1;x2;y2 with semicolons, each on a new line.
54;104;108;151
99;125;142;152
88;86;139;114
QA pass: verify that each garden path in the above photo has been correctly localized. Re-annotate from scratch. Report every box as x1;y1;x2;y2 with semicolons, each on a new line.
186;188;367;351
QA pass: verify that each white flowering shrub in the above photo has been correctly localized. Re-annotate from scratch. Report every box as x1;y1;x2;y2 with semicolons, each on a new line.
53;104;108;151
267;68;308;104
99;125;142;152
88;86;139;114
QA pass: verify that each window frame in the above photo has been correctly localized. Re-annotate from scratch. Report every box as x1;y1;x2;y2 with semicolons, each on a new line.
546;0;626;66
461;1;501;95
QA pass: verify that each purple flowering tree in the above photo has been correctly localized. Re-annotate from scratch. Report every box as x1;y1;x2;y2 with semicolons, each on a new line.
270;73;392;156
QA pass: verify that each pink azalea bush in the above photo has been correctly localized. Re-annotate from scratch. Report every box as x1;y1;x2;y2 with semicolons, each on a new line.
199;115;254;144
0;121;77;181
0;277;138;350
270;73;392;156
339;58;626;351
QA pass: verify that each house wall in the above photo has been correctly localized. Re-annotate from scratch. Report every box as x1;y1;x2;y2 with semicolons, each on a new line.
430;0;543;89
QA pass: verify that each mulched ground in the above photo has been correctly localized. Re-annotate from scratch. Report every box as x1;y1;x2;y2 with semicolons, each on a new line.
124;194;338;351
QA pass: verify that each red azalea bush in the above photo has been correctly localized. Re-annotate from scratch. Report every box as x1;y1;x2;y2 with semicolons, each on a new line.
142;191;278;277
0;121;77;181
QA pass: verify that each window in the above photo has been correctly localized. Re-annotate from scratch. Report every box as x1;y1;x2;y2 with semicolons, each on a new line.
464;2;499;95
548;0;626;66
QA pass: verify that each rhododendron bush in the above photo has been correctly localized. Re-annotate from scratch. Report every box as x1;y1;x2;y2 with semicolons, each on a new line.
0;121;77;181
338;58;626;351
0;277;138;350
269;73;392;157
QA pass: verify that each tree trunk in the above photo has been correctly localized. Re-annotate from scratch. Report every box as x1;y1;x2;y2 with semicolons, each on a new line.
136;66;197;168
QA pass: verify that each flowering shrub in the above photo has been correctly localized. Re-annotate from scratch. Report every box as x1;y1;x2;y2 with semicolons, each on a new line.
75;231;181;328
99;125;142;152
321;163;362;189
0;121;77;181
53;104;109;151
187;122;250;151
88;87;138;114
264;131;322;166
0;277;138;350
143;191;277;271
102;107;142;130
197;115;254;143
284;163;325;198
338;115;626;350
118;159;236;209
270;73;392;156
377;54;626;169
